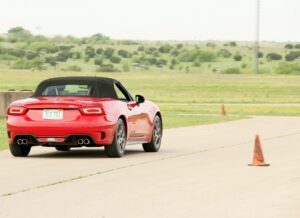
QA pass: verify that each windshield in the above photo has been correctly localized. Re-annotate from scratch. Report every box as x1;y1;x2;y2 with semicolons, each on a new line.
41;84;96;97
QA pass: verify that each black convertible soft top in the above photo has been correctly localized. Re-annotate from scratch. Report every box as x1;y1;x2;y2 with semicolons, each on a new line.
33;77;126;99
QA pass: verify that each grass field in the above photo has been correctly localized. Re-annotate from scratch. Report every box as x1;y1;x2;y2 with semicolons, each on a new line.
0;70;299;150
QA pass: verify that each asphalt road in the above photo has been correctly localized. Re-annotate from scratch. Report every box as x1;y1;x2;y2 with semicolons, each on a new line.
0;116;300;218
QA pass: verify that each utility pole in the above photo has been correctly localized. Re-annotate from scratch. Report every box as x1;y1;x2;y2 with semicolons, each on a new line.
254;0;260;74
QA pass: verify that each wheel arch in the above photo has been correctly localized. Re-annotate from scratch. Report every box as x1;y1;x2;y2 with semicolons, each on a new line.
118;115;128;137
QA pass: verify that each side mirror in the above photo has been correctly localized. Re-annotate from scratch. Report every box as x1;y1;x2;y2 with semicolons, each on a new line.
135;95;145;104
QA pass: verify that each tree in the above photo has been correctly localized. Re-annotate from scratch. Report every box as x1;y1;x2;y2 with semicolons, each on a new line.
26;51;39;60
233;54;242;61
284;44;294;49
295;44;300;49
176;44;184;49
118;49;132;58
206;42;216;49
267;53;282;61
96;48;103;55
229;41;237;47
7;26;32;42
110;56;121;64
85;46;96;58
94;58;103;66
217;49;232;58
158;44;173;53
285;51;300;61
104;48;115;58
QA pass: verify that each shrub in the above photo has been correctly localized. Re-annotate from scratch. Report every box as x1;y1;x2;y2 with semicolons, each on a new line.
117;49;132;58
217;49;232;58
295;44;300;49
158;44;173;53
233;54;242;61
122;63;130;72
26;51;39;60
12;60;32;69
156;59;168;66
85;46;96;58
145;47;157;55
45;57;57;67
276;62;300;75
110;56;121;64
176;44;184;49
96;64;119;72
71;52;81;59
258;51;264;58
171;49;180;56
221;67;241;74
94;58;103;66
178;49;216;62
284;44;294;49
104;48;115;58
206;42;216;48
229;41;237;47
137;46;145;52
96;48;103;55
241;63;247;68
67;65;82;72
285;51;300;61
55;51;70;62
267;53;282;61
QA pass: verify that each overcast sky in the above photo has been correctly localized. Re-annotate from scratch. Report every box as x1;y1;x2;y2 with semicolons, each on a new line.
0;0;299;41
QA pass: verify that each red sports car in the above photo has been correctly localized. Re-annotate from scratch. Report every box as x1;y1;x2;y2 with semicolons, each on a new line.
6;77;163;157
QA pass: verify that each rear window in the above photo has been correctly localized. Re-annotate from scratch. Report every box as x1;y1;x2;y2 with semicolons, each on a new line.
41;84;96;97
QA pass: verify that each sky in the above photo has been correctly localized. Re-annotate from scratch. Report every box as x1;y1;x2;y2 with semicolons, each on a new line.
0;0;299;42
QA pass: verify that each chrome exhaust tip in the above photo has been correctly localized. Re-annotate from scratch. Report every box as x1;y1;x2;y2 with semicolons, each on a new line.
23;139;28;145
78;139;84;145
83;139;90;145
17;139;23;145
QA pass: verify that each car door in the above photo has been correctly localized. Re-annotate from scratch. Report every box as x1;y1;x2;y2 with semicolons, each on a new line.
113;83;142;139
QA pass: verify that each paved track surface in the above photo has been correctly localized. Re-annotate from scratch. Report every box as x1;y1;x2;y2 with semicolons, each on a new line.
0;116;300;218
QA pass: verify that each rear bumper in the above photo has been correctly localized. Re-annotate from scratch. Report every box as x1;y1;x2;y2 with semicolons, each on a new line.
7;116;116;145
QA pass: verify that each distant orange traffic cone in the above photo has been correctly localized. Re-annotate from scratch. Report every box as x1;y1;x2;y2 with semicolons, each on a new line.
221;104;226;116
248;134;270;166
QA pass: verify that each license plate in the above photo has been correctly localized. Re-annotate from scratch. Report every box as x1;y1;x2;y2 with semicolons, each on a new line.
43;109;63;120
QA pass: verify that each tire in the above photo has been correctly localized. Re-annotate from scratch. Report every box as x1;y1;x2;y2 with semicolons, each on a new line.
105;119;127;158
143;115;162;152
55;146;70;151
9;143;31;157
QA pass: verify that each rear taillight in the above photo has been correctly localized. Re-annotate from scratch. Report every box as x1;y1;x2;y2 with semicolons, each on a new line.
8;106;28;115
80;107;104;115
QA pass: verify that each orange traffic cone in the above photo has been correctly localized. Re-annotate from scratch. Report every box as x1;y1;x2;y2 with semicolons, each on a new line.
248;134;270;166
221;104;226;116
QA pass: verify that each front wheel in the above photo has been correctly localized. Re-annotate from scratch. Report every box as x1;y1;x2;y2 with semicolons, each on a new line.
9;143;31;157
143;115;162;152
105;119;127;158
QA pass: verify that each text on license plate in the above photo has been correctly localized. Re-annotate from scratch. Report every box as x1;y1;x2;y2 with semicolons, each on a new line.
43;109;63;120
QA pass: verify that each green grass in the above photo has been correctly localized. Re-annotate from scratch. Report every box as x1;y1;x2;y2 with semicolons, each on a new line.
1;70;300;103
1;70;300;150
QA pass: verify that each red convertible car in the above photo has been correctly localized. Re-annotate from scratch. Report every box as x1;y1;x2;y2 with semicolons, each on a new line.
6;77;163;157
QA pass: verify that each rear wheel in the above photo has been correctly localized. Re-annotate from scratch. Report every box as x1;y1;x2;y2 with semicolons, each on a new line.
9;143;31;157
105;119;127;158
143;115;162;152
55;146;70;151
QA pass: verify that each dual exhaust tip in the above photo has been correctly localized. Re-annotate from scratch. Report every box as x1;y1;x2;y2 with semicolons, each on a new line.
17;139;28;145
77;138;90;145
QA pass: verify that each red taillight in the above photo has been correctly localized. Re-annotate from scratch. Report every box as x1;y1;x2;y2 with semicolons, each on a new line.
80;107;104;115
8;106;28;115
